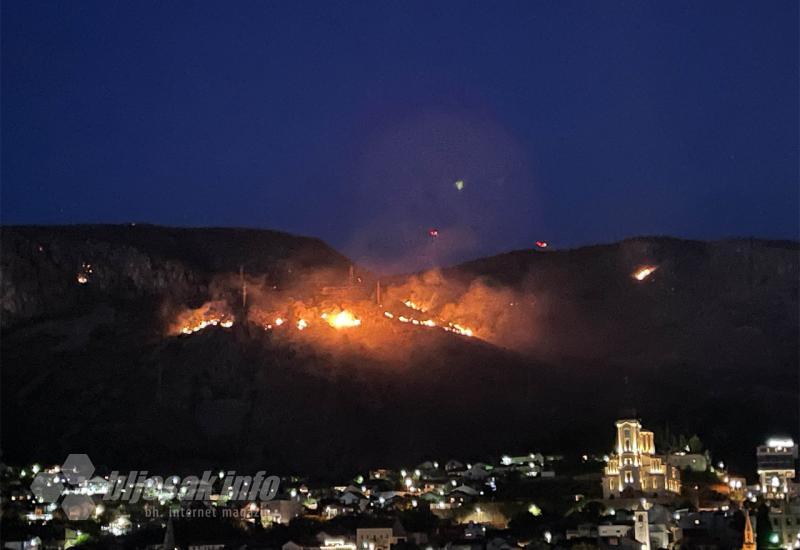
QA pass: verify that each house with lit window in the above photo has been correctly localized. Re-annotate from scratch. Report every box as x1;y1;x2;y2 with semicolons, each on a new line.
356;520;406;550
260;499;304;525
602;418;681;499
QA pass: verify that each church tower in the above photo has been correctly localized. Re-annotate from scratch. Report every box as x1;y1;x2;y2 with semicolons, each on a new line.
634;501;650;550
602;417;681;498
741;511;755;550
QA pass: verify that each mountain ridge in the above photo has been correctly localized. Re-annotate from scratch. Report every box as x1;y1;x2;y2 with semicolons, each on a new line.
1;225;797;476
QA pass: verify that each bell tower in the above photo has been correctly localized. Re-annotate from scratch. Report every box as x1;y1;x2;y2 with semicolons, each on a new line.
634;501;650;550
741;511;755;550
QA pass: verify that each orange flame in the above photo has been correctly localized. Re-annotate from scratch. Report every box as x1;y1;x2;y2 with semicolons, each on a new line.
172;301;235;335
327;310;361;328
633;266;657;281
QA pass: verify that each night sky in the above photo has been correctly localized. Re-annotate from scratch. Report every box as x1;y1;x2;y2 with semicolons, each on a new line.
2;1;798;271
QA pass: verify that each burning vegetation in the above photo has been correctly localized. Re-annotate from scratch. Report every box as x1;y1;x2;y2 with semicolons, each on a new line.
170;300;235;335
324;309;361;329
76;262;93;284
165;253;664;354
166;266;481;351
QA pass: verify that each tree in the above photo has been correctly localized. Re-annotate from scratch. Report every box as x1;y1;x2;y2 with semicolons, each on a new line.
508;510;541;538
756;503;777;550
687;435;704;453
399;508;439;532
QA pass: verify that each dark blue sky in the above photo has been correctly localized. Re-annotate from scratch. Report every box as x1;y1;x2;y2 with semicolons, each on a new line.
2;1;798;271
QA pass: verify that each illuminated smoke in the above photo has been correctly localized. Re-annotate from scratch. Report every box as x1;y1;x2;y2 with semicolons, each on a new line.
165;265;536;354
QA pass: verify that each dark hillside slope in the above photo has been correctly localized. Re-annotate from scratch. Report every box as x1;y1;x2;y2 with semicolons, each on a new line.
1;224;352;326
1;227;797;475
440;237;799;368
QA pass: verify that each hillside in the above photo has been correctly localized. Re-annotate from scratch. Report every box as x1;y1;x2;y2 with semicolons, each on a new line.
1;226;797;476
440;236;799;364
1;224;352;327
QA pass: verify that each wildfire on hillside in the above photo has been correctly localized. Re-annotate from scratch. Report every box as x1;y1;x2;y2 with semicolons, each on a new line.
171;301;235;335
76;262;93;285
166;267;487;344
403;299;426;312
383;306;474;337
170;293;476;342
247;304;363;332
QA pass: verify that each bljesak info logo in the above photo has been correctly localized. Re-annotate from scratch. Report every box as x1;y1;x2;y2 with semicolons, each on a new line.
30;454;280;520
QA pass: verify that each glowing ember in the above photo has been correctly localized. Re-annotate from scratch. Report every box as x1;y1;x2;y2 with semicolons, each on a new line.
327;310;361;328
180;317;230;334
633;266;657;281
385;303;473;337
439;322;474;337
297;319;308;330
535;241;548;249
274;317;285;326
173;301;235;335
76;262;93;284
428;228;439;238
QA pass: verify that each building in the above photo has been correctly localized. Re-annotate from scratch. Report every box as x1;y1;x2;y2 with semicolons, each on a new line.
634;503;651;550
677;510;744;549
260;499;304;525
499;454;543;477
356;524;405;550
667;452;708;473
283;535;357;550
757;437;797;500
595;506;674;549
767;498;800;550
726;476;748;503
602;419;681;499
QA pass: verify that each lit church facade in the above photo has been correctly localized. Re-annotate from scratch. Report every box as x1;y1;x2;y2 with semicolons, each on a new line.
602;419;681;499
